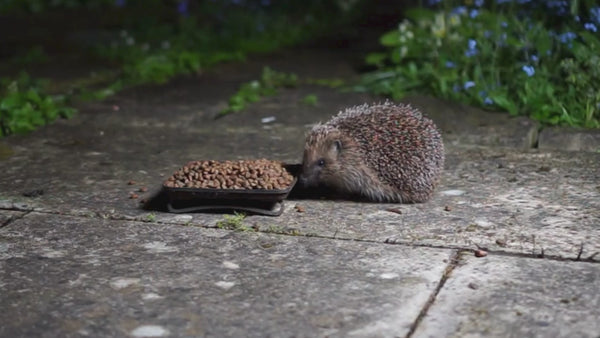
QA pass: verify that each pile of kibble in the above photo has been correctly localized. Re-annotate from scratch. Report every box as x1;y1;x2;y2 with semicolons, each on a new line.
164;159;295;190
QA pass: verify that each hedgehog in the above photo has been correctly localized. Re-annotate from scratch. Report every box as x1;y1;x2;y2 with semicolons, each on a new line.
299;101;444;203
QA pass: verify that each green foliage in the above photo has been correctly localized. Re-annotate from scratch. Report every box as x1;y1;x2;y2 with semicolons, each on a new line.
219;67;297;117
92;1;348;90
302;94;319;106
0;0;363;135
10;46;48;67
359;2;600;128
216;212;252;231
0;73;76;137
305;77;345;88
146;213;156;222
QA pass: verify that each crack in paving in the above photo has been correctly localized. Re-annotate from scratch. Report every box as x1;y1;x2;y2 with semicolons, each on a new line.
2;204;597;264
405;249;462;338
0;210;31;228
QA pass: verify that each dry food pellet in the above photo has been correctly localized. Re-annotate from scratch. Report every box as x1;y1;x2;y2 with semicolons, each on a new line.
164;159;294;190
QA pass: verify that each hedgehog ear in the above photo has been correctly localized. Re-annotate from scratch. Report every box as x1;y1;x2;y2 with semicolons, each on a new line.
332;140;342;153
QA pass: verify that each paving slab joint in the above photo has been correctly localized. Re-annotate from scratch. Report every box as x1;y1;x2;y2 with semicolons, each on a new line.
0;210;31;228
473;244;600;264
405;249;463;338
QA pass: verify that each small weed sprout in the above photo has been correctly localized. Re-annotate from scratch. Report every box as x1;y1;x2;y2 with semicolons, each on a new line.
302;94;319;106
216;212;252;231
219;67;297;117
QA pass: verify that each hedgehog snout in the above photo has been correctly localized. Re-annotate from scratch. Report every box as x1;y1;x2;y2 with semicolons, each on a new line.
298;164;320;187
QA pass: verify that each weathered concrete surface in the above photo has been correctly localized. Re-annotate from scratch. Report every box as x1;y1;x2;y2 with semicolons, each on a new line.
2;86;598;260
0;210;25;228
1;48;597;260
1;212;452;337
259;148;600;260
414;254;600;337
404;95;539;149
538;126;600;152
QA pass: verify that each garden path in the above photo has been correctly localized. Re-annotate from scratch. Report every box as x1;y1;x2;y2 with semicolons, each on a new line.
1;40;600;337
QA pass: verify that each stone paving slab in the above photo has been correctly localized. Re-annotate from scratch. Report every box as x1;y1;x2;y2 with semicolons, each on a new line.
538;126;600;152
1;143;598;261
414;253;600;338
403;95;539;149
1;123;598;261
1;57;598;261
257;148;600;261
0;212;453;337
0;210;25;228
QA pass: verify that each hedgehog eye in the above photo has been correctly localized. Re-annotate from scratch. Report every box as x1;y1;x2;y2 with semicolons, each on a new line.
317;158;325;167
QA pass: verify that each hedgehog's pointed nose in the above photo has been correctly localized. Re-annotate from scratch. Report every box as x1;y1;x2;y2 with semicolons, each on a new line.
298;174;308;187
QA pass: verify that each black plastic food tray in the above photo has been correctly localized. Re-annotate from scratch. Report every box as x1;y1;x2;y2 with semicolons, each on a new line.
164;178;297;216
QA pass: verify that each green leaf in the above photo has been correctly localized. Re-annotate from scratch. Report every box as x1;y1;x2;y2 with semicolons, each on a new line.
365;52;387;67
405;8;435;22
579;31;600;49
534;32;552;56
380;30;401;47
489;93;518;115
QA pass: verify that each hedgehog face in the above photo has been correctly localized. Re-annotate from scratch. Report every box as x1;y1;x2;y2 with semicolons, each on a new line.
300;129;343;188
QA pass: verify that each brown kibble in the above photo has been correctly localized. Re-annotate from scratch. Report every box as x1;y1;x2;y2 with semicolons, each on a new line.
163;159;294;190
127;180;136;185
139;187;148;192
130;193;139;199
295;204;305;213
474;249;488;257
495;239;507;247
444;205;452;212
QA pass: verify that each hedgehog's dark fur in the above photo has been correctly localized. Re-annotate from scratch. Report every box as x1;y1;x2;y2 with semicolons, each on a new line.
300;101;444;203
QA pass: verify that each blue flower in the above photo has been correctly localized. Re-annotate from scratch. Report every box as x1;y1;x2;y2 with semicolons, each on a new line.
479;90;494;105
530;54;539;62
484;30;492;38
428;0;442;5
545;0;569;15
522;65;535;77
584;23;598;32
177;0;188;15
475;0;484;7
558;31;577;44
501;21;508;28
468;39;477;49
591;7;600;24
452;6;467;15
445;61;456;68
465;49;478;57
464;81;476;89
470;9;479;18
465;39;478;57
